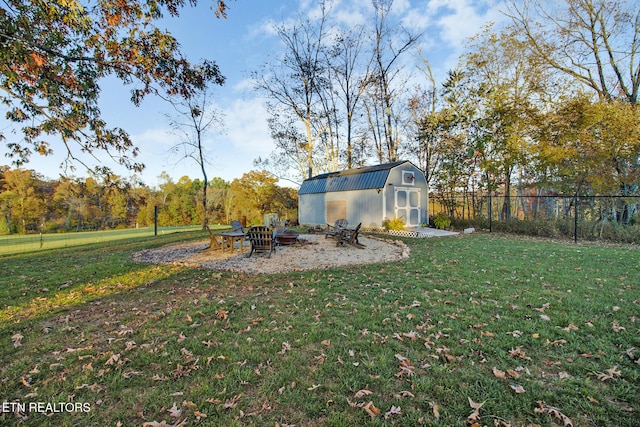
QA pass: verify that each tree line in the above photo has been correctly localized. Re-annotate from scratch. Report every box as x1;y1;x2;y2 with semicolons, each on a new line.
255;0;640;223
0;166;297;234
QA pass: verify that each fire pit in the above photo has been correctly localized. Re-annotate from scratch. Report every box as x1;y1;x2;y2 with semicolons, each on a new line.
275;229;300;245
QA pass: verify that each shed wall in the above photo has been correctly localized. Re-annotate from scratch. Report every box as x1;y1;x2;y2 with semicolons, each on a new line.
299;189;384;227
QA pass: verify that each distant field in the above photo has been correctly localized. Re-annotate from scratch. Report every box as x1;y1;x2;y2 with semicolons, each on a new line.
0;225;224;255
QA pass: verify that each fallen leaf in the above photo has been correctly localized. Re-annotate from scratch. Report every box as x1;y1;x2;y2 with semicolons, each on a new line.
605;366;621;377
492;367;507;379
354;388;373;399
193;410;207;420
535;401;573;426
278;342;291;355
216;309;228;320
363;401;381;419
142;420;187;427
510;384;526;394
168;402;181;418
540;314;551;321
506;369;520;379
385;405;402;418
428;402;440;419
467;397;484;424
11;333;23;348
223;393;242;409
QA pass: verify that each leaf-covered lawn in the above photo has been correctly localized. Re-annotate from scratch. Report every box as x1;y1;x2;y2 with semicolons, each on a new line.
1;232;638;426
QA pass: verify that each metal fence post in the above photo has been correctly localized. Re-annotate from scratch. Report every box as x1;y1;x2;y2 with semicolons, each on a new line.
488;193;493;233
574;193;578;244
154;206;158;236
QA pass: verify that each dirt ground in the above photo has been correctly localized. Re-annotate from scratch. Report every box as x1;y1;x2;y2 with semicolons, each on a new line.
132;233;410;274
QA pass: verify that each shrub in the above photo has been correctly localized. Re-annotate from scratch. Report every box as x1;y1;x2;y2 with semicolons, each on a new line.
433;213;451;230
382;217;405;231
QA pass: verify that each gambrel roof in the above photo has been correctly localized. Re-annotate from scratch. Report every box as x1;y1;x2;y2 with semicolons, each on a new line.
298;161;411;195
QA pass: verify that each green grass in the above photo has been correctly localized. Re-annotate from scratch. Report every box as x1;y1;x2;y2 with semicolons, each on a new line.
0;225;207;256
1;232;638;426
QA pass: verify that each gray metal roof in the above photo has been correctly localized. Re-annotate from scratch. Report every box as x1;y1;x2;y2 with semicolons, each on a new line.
298;161;409;195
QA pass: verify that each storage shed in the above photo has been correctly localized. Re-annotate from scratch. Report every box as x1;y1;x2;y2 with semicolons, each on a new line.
298;161;428;228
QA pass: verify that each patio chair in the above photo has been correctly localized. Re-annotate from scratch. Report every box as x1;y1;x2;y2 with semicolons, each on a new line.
325;219;348;239
336;223;365;248
246;226;277;258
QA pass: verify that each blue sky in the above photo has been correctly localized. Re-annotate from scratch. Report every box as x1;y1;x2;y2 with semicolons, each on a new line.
5;0;507;187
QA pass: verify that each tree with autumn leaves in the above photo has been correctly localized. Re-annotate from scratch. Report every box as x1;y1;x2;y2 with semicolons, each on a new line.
409;0;640;224
0;0;229;174
0;166;297;233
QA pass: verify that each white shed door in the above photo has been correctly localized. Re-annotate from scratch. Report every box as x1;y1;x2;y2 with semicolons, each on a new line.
395;187;421;226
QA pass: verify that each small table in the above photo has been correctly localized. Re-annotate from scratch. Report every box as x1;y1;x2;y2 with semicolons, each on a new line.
218;231;245;253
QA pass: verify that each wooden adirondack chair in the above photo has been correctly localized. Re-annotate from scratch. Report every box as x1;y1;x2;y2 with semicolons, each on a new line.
324;219;348;239
246;226;277;258
336;223;365;248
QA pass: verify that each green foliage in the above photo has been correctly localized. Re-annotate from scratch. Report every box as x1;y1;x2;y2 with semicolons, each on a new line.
0;0;229;174
433;212;452;229
0;166;297;235
382;216;405;231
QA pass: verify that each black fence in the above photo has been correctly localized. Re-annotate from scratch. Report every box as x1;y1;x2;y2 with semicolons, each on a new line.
430;193;640;244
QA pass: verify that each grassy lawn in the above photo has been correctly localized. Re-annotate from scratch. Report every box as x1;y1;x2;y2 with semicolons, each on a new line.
1;231;638;426
0;226;205;256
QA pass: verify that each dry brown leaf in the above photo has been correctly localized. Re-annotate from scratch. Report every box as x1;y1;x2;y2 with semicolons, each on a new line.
467;397;484;424
193;410;207;420
539;314;551;321
321;339;331;346
428;402;440;419
216;309;228;320
142;420;187;427
354;388;373;399
384;405;402;418
506;369;520;379
363;401;381;419
402;331;418;340
535;401;573;427
168;402;181;418
11;333;23;348
104;353;121;366
612;322;626;332
606;366;621;377
224;393;242;409
278;342;291;355
493;367;507;379
510;384;526;394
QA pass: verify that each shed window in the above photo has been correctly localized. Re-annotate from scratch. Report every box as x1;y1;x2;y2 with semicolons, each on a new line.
326;200;347;223
402;170;416;185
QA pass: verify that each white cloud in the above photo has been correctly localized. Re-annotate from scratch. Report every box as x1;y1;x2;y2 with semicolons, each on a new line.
221;98;273;156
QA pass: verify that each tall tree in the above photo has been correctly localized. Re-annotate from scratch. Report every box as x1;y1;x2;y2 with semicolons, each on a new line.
0;0;228;174
0;168;44;233
252;0;331;179
165;87;224;229
368;0;420;162
506;0;640;104
464;25;548;219
327;24;372;168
